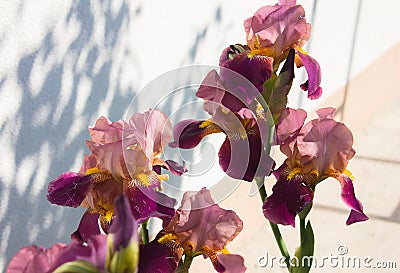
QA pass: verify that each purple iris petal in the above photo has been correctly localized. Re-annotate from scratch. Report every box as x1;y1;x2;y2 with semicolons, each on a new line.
263;174;313;226
169;119;221;149
108;195;138;250
125;186;176;224
219;48;273;93
47;172;93;208
219;132;273;182
138;236;182;273
71;211;101;243
296;51;322;100
52;236;107;270
338;175;369;225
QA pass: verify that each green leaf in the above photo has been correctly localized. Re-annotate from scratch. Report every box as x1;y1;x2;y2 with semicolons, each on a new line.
290;221;315;273
266;48;295;123
53;260;99;273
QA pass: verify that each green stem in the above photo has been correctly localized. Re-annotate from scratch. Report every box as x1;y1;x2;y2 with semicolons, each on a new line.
175;254;193;273
256;178;291;270
141;220;149;244
300;218;306;242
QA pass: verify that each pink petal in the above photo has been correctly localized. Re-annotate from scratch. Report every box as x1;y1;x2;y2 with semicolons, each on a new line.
6;244;67;273
89;116;125;144
165;188;243;252
337;174;369;225
217;254;247;273
297;114;355;174
275;108;307;145
296;51;322;100
279;0;297;6
246;4;309;58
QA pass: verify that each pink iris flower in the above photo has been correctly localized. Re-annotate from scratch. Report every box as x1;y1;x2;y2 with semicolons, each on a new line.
220;0;322;99
263;108;368;226
155;188;246;273
47;110;185;233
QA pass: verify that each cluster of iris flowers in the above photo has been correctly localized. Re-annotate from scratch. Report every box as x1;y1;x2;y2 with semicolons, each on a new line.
6;1;368;272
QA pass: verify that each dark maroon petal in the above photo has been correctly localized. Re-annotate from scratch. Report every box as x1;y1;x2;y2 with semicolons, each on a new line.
125;186;176;224
337;175;369;225
220;49;273;94
263;175;313;226
296;51;322;100
219;132;274;182
169;119;221;149
108;195;138;250
47;172;93;208
138;236;182;273
71;210;101;243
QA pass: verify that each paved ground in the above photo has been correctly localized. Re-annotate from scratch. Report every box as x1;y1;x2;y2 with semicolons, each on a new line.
190;43;400;273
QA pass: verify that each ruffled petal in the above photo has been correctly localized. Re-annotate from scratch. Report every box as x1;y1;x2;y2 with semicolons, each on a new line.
296;51;322;100
6;244;67;273
47;172;93;208
246;4;310;58
337;174;369;225
165;188;243;253
297;114;355;174
275;108;307;145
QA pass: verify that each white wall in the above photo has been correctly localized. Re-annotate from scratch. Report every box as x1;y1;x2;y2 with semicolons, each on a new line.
0;0;399;271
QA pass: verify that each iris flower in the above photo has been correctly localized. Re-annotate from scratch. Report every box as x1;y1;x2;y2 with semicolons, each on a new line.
263;108;369;226
219;0;321;100
170;70;274;182
154;188;246;273
7;195;139;273
47;110;185;232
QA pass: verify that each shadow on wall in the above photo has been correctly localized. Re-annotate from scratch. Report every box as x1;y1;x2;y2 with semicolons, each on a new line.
0;0;138;270
0;0;226;271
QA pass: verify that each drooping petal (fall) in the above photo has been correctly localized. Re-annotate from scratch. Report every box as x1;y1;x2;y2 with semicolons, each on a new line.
337;174;369;225
296;50;322;100
125;186;176;224
262;173;313;227
71;210;101;243
169;119;222;149
47;172;94;208
139;235;183;273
